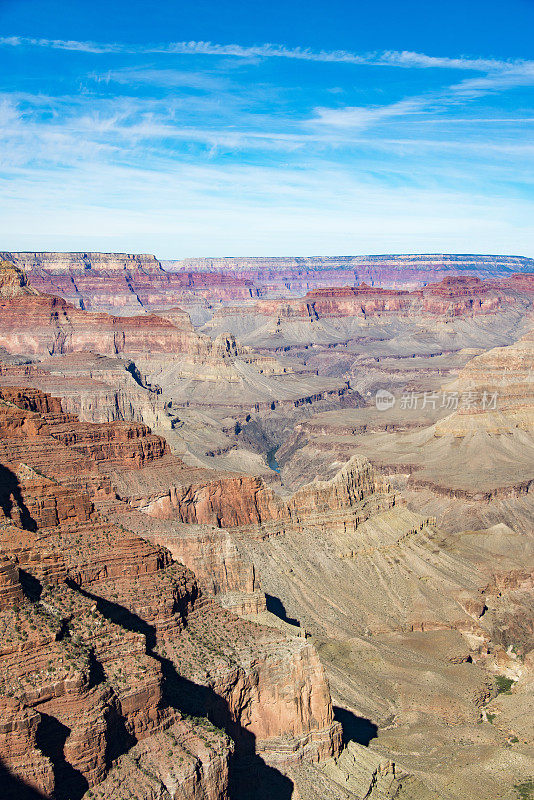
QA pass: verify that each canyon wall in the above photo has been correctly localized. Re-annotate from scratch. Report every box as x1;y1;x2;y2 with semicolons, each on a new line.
210;276;528;324
167;253;534;292
3;252;261;313
4;252;534;316
0;387;342;799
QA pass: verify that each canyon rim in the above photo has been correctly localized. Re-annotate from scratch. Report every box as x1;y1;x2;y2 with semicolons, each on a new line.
1;1;534;799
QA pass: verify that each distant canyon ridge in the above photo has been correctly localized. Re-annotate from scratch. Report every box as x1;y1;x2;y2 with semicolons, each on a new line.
2;250;534;316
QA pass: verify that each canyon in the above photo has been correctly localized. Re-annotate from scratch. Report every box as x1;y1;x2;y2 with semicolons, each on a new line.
4;252;534;318
0;254;533;800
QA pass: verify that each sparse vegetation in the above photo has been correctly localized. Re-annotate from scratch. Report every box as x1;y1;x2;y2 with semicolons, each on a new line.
495;675;515;695
515;779;534;800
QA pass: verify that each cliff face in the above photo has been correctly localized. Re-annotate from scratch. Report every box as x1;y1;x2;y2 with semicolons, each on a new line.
5;252;534;316
0;387;341;799
4;252;261;313
0;295;210;358
139;455;394;540
212;276;524;323
168;253;534;293
5;251;164;273
448;325;534;403
0;260;39;299
0;258;214;359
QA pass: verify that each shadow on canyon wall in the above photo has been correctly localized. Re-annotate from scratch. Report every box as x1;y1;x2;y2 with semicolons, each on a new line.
69;580;294;800
35;714;89;800
0;760;47;800
265;593;301;627
334;706;378;747
0;464;38;532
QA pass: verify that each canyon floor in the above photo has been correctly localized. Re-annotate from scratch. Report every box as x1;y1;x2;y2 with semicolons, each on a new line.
0;254;533;800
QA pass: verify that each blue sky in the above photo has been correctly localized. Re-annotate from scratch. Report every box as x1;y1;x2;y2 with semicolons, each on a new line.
1;0;533;257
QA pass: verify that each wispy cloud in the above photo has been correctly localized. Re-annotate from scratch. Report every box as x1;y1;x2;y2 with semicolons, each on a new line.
450;63;534;98
1;34;530;74
90;67;227;90
311;99;426;130
2;158;533;257
1;33;533;256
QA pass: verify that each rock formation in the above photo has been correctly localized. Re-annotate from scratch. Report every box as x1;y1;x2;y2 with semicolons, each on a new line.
168;253;534;292
206;275;525;326
1;251;533;800
0;387;343;799
3;252;261;314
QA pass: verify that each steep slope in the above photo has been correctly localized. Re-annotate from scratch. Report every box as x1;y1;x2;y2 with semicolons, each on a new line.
0;387;345;799
169;253;534;292
108;436;534;799
3;252;261;315
227;479;534;800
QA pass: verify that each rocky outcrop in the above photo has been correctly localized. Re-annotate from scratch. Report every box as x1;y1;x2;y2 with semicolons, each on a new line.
0;258;213;358
140;456;394;540
168;253;534;292
4;252;261;313
447;325;534;404
0;387;342;798
0;296;209;358
0;555;24;610
211;275;523;324
0;697;55;797
0;260;39;299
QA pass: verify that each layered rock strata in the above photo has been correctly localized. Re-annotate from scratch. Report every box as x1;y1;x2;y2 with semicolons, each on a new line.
3;252;261;313
169;253;534;292
0;387;342;799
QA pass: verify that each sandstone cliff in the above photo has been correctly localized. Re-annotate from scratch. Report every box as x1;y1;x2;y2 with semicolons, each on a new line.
3;252;261;314
0;387;342;799
209;275;525;325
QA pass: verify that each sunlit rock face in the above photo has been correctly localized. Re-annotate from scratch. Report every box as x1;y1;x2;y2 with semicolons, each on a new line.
0;386;343;799
0;252;533;800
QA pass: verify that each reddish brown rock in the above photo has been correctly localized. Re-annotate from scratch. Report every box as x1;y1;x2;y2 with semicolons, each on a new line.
0;555;24;610
141;456;393;536
0;386;342;798
3;251;261;313
212;275;521;324
0;697;55;797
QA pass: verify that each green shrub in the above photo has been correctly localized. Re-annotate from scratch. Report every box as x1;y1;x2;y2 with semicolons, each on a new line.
515;779;534;800
495;675;515;695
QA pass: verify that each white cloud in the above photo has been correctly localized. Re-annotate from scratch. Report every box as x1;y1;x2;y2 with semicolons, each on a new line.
1;36;533;257
1;35;531;76
311;99;426;129
90;67;227;90
1;159;533;257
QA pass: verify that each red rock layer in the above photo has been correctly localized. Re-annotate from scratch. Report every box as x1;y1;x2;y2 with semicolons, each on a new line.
0;294;211;358
168;253;534;293
7;252;534;313
140;456;394;536
4;252;261;311
215;275;528;321
0;387;341;798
